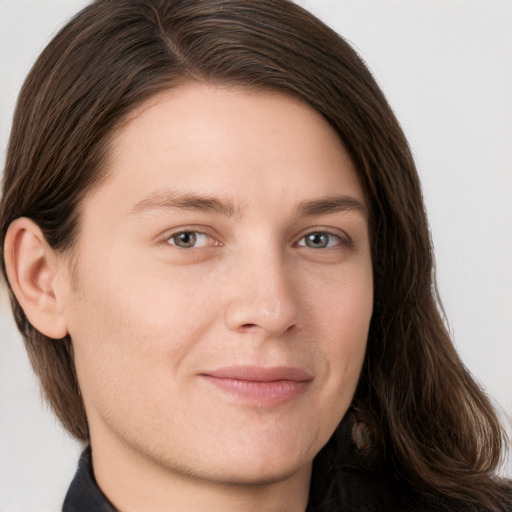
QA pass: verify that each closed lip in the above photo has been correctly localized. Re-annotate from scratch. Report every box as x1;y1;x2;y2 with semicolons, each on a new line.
200;365;313;382
200;365;313;406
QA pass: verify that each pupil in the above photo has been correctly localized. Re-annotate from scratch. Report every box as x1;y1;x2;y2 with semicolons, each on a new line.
307;233;328;248
177;232;196;247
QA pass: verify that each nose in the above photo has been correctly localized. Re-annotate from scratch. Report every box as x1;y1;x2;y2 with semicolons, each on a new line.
224;247;300;337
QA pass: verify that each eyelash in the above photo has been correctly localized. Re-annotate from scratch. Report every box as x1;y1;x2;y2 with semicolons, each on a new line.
166;229;351;250
167;230;215;249
296;231;349;250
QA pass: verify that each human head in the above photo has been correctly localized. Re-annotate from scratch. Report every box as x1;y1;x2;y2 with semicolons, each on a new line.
0;0;503;505
0;0;415;434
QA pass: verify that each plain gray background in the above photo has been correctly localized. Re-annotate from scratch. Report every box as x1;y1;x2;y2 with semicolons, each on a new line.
1;1;511;510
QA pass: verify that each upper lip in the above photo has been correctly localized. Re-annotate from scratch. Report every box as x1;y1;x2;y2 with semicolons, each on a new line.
201;366;313;382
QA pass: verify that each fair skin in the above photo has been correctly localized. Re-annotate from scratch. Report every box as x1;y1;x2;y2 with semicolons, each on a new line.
6;84;373;512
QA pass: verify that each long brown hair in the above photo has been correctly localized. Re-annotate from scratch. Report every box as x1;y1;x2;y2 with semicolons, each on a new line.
0;0;509;509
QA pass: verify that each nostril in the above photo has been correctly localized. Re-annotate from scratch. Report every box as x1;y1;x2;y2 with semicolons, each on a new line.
224;292;300;335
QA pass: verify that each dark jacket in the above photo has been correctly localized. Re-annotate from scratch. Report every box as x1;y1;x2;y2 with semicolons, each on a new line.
62;448;512;512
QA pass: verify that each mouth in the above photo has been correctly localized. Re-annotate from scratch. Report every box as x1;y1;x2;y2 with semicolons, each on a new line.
200;366;313;407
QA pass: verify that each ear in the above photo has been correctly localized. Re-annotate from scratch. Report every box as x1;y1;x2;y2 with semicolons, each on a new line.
4;217;69;339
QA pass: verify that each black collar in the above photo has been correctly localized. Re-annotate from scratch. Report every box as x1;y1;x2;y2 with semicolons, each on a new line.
61;445;478;512
62;447;114;512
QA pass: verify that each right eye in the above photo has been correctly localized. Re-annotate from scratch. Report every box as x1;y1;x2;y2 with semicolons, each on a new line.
167;231;211;248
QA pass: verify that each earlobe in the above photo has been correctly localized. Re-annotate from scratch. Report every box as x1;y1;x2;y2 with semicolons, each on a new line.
4;217;69;340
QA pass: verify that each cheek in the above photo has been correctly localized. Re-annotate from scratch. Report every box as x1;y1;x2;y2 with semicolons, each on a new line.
312;263;373;348
310;272;373;406
65;254;217;409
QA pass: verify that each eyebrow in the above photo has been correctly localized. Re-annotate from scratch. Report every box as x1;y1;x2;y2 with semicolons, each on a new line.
294;195;367;218
130;190;238;217
130;190;366;219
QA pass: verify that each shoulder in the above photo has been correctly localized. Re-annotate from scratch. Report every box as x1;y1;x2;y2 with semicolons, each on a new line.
337;467;512;512
62;448;114;512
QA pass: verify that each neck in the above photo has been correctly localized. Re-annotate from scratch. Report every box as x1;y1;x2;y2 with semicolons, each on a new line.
90;431;312;512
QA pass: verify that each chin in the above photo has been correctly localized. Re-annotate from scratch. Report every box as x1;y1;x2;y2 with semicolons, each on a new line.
203;457;312;488
194;440;316;487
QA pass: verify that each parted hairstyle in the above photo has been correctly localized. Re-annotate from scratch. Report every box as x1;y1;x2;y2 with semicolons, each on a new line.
0;0;510;510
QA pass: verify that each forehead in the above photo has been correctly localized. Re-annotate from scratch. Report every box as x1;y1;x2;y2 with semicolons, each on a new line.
85;83;363;217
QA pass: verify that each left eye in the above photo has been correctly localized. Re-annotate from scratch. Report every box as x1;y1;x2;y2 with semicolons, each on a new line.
168;231;211;248
298;232;343;249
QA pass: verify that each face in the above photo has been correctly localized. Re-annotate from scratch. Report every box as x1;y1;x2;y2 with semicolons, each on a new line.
58;84;373;487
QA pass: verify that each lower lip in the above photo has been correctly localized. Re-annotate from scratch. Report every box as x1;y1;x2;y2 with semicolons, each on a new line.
201;376;309;406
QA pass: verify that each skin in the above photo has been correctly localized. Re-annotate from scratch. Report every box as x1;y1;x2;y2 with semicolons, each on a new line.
11;84;374;511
